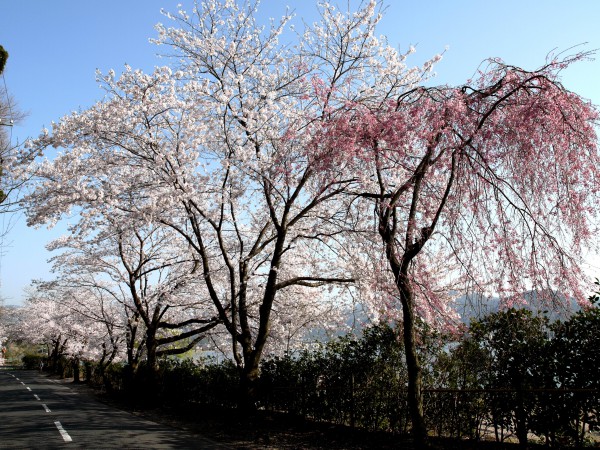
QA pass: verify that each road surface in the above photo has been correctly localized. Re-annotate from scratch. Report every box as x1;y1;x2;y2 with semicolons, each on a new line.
0;368;226;449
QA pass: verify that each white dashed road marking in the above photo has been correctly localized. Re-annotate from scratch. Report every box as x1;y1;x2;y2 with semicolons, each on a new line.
54;421;72;442
6;374;74;443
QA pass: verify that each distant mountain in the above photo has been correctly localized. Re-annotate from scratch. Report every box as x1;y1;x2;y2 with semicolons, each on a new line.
452;290;580;325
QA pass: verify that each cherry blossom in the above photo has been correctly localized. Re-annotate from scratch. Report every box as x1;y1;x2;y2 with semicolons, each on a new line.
308;52;600;443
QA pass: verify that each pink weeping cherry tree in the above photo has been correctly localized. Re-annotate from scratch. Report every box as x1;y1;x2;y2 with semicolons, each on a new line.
306;53;600;444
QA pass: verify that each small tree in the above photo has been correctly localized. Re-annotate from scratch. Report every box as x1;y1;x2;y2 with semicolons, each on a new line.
470;309;550;446
548;285;600;446
47;218;224;385
432;335;490;439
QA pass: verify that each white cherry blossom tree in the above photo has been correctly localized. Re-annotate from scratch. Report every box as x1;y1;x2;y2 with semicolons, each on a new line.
45;216;222;379
24;0;410;405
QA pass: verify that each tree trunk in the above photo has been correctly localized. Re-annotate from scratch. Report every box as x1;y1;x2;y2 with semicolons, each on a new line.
144;328;161;396
84;361;93;383
49;336;68;375
146;336;158;374
122;360;138;394
125;327;142;383
399;287;428;446
72;358;80;383
235;232;287;413
240;361;260;412
515;382;528;448
379;213;429;446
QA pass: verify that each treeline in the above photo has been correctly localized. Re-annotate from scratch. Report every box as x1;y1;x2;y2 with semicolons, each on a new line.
24;299;600;448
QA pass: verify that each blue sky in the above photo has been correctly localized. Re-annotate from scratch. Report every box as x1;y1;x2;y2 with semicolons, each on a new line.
1;1;599;305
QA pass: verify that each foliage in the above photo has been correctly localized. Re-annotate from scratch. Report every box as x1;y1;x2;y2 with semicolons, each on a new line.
160;357;239;407
442;300;600;447
101;362;128;393
468;309;550;445
21;352;44;370
260;323;447;433
546;301;600;445
71;298;600;446
2;340;39;365
47;355;73;378
86;356;240;407
0;45;7;75
425;336;490;439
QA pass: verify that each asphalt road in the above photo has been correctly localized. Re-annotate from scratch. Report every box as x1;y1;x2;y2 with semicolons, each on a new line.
0;368;226;449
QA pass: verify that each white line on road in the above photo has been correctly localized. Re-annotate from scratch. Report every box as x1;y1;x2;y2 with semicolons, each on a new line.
20;381;24;385
26;387;31;391
41;404;51;413
34;394;40;400
54;421;72;443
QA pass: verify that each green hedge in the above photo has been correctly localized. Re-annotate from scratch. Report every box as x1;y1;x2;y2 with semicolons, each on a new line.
78;304;600;447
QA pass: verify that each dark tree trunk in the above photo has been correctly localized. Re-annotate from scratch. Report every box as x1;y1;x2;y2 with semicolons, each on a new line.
72;358;80;383
240;361;260;412
235;230;287;412
84;361;93;382
515;384;528;448
146;332;158;374
125;321;143;380
144;328;161;396
49;336;67;375
398;279;428;446
379;212;428;446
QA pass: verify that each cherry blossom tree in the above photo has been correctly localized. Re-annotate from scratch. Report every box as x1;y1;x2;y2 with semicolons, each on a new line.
309;53;600;443
15;284;111;374
45;215;223;381
23;0;395;406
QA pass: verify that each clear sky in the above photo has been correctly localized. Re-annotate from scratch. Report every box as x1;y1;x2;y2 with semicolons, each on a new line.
1;1;599;305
